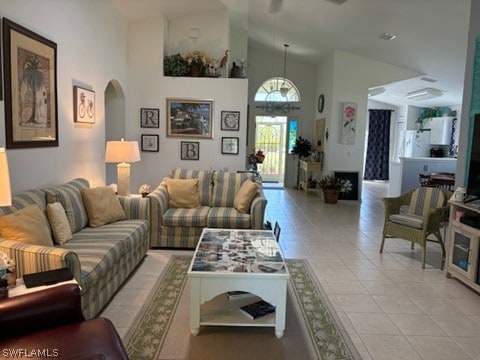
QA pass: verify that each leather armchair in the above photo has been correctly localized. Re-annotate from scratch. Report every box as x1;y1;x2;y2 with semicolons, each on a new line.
0;284;128;360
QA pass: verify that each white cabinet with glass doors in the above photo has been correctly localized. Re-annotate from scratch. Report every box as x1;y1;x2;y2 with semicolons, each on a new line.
446;200;480;293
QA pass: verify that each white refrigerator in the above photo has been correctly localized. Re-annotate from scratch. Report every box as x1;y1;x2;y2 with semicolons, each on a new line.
404;130;431;157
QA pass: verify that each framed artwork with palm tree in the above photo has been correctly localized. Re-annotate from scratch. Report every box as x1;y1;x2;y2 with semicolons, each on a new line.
2;18;58;148
166;98;213;139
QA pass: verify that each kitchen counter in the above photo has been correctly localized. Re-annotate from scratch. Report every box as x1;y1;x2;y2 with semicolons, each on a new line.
399;157;457;193
400;157;457;162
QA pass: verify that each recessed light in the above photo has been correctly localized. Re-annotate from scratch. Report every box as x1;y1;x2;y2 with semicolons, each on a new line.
378;33;397;41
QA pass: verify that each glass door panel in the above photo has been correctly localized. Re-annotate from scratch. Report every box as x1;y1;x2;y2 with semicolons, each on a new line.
451;231;471;274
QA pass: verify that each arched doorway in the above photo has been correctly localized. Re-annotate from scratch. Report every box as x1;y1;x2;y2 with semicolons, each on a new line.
105;80;126;185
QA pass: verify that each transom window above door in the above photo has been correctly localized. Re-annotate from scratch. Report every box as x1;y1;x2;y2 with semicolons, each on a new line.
255;77;301;102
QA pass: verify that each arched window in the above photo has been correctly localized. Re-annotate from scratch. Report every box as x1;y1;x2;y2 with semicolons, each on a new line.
255;77;301;102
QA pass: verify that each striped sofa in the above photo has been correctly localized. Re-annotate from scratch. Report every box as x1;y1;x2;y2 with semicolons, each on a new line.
0;178;150;319
148;169;267;248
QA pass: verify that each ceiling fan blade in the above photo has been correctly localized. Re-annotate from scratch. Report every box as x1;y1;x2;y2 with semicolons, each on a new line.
268;0;284;13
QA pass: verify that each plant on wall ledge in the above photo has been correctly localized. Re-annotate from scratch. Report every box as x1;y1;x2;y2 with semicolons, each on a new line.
164;54;189;77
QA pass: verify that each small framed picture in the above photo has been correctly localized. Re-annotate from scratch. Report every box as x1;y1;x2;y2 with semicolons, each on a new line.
221;137;239;155
141;134;159;152
74;86;95;124
140;108;160;128
221;111;240;131
181;141;200;160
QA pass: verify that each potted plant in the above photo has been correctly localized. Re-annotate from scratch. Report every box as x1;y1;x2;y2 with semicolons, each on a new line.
163;53;189;77
318;173;352;204
291;137;312;159
182;50;211;77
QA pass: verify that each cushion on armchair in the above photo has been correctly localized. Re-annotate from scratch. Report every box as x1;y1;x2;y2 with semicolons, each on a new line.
389;187;447;229
409;187;446;216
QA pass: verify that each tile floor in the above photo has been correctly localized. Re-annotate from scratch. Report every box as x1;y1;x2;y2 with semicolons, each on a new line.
102;181;480;360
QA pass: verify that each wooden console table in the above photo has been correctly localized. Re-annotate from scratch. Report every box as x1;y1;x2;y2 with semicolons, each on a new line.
298;160;322;194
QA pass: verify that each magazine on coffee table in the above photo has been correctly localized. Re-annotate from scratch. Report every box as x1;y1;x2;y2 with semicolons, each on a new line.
239;300;276;320
225;291;257;300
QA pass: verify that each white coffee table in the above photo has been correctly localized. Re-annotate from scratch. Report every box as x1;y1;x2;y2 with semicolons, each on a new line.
188;228;289;338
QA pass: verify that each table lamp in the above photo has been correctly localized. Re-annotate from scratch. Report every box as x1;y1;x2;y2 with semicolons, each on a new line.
105;139;141;196
0;148;12;206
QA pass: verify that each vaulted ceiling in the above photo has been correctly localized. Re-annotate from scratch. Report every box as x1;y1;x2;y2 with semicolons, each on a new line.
110;0;471;107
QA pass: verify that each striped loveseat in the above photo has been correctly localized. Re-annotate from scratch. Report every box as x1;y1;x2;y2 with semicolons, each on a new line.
0;178;149;319
148;169;267;248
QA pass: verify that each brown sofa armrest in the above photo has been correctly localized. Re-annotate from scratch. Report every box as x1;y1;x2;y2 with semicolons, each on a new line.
0;317;129;360
0;284;84;340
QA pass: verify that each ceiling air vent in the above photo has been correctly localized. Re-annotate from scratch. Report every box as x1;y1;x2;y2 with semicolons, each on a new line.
420;76;437;83
325;0;348;4
368;87;386;97
405;88;443;101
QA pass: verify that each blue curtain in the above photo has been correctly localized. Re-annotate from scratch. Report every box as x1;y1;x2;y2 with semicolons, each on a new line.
364;109;392;180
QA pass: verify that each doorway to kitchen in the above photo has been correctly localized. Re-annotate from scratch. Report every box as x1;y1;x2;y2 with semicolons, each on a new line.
255;116;287;184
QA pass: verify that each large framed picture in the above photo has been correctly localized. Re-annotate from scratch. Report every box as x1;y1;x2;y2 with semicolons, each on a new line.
221;137;239;155
73;86;95;123
221;111;240;131
2;18;58;148
141;134;159;152
181;141;200;160
167;98;213;139
140;108;159;128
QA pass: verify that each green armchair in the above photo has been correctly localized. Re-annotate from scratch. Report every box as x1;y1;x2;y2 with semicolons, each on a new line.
380;187;452;268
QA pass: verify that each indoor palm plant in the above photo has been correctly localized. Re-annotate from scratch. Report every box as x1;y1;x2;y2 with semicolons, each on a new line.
318;173;352;204
291;137;312;159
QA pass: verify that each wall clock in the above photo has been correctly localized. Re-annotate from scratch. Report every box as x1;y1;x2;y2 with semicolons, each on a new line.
318;94;324;113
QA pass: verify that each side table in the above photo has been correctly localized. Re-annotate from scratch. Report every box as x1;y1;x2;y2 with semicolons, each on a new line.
298;160;322;195
8;278;79;298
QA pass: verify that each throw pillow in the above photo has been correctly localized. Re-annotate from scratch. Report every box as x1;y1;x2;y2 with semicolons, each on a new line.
233;180;258;214
43;178;90;234
47;202;73;245
80;187;126;227
166;179;200;208
0;205;54;247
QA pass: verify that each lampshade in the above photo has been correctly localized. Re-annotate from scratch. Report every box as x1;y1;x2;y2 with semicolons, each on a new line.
105;139;141;196
105;139;141;163
0;148;12;206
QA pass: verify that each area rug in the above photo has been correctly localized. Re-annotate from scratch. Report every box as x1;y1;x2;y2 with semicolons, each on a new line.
123;255;360;360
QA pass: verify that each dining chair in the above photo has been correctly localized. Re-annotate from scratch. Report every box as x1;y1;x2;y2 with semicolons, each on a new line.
418;173;434;187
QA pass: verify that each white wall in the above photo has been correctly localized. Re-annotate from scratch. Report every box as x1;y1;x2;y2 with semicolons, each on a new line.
317;50;423;190
128;15;248;191
0;0;128;193
165;10;229;64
